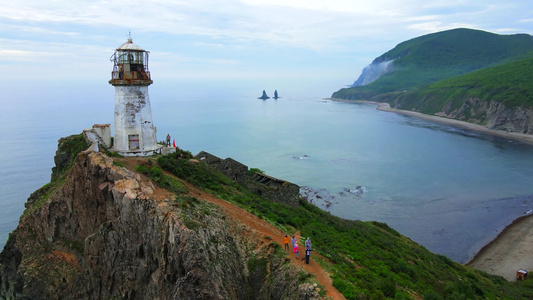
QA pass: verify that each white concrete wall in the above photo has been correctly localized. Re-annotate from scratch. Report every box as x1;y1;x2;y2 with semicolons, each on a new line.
92;124;111;148
113;85;158;154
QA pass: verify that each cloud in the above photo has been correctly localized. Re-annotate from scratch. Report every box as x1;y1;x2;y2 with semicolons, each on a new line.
0;0;531;85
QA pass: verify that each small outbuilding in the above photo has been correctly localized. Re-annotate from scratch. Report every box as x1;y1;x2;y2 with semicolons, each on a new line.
516;269;528;280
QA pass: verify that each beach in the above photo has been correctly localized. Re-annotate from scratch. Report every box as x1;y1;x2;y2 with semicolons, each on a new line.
353;100;533;146
331;98;533;281
467;214;533;281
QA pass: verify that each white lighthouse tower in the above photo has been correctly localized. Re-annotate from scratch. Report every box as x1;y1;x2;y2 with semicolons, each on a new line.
109;37;160;156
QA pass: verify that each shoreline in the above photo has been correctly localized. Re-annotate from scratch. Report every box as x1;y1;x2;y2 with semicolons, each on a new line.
328;98;533;281
466;213;533;281
327;99;533;146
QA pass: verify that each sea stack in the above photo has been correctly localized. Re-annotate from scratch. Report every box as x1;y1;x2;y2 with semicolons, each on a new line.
258;90;270;100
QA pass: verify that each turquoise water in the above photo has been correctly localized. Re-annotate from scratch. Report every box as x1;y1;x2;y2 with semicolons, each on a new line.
2;81;533;263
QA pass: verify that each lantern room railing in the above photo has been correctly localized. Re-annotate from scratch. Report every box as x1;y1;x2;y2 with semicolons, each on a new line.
110;50;151;81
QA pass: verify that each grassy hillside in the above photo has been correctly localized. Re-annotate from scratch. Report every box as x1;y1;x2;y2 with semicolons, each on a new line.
333;28;533;101
375;55;533;114
153;149;533;299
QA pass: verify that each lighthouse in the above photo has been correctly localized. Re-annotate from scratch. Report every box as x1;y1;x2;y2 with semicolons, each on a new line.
109;37;160;156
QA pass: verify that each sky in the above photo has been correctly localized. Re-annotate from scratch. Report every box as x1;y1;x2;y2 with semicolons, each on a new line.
0;0;532;97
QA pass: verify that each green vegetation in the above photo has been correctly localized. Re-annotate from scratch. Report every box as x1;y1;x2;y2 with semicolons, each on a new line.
157;149;241;194
26;134;88;216
155;151;533;299
332;28;533;108
248;167;265;177
135;163;188;194
377;56;533;114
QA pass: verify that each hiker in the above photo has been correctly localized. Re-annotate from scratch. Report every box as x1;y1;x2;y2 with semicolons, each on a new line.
166;133;171;146
305;248;313;265
291;236;297;250
305;237;312;250
283;235;290;252
293;243;299;259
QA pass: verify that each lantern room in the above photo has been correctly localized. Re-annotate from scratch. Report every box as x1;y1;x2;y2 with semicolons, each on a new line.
109;37;152;86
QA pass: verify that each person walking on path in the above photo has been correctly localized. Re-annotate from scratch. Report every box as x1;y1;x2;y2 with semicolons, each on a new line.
283;235;290;252
291;236;297;251
305;237;312;250
293;243;300;259
304;248;313;265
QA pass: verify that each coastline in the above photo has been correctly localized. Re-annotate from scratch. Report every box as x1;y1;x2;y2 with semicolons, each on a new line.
329;98;533;281
466;213;533;281
327;98;533;146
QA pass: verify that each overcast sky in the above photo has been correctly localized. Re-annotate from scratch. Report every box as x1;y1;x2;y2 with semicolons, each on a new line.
1;0;532;96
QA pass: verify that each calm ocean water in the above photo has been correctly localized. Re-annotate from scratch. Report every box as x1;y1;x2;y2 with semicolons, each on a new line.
2;80;533;263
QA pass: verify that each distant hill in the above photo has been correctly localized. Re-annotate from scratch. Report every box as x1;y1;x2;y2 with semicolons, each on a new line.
376;54;533;111
332;28;533;100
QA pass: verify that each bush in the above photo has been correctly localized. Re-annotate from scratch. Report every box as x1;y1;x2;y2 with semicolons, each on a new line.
135;164;188;194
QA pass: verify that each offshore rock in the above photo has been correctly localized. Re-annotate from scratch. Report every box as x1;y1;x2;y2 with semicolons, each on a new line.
0;137;321;299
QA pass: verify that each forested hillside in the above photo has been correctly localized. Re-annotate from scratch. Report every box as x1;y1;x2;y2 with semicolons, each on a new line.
332;28;533;101
374;55;533;113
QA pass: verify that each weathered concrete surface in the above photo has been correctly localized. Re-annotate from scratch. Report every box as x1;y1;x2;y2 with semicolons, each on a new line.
112;85;159;156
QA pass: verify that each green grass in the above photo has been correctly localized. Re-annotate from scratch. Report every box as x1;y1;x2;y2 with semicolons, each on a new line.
155;152;533;299
135;163;189;194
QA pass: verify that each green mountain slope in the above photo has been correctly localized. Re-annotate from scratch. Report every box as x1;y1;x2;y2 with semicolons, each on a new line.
375;55;533;114
332;28;533;100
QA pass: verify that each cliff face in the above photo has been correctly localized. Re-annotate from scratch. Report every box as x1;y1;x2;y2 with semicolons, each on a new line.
0;140;319;299
351;60;394;87
435;98;533;134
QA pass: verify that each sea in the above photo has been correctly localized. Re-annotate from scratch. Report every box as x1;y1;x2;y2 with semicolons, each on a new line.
2;79;533;263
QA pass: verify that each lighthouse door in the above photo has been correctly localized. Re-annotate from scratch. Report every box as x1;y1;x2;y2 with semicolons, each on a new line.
128;134;140;150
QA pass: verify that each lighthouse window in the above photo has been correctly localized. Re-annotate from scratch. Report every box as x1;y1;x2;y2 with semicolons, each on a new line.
128;134;140;150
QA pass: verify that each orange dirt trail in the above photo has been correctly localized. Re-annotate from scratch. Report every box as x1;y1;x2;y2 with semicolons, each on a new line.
118;157;345;299
187;184;345;299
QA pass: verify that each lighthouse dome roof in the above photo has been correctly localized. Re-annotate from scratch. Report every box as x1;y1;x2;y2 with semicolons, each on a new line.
117;38;145;51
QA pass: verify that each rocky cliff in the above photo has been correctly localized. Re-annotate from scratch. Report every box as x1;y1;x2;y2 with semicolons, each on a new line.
385;95;533;135
351;60;394;87
0;136;321;299
436;98;533;134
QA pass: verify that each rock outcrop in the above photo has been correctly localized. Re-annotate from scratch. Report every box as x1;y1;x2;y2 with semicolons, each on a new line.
0;137;320;299
434;98;533;134
352;60;394;87
195;151;300;207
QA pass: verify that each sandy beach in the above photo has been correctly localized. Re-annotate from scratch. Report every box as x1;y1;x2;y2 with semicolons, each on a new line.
341;99;533;146
330;98;533;281
467;214;533;281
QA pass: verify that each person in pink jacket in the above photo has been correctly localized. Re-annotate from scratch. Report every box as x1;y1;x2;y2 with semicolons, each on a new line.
293;243;300;259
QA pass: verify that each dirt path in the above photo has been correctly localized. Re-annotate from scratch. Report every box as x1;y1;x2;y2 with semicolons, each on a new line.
117;157;345;299
186;184;345;299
